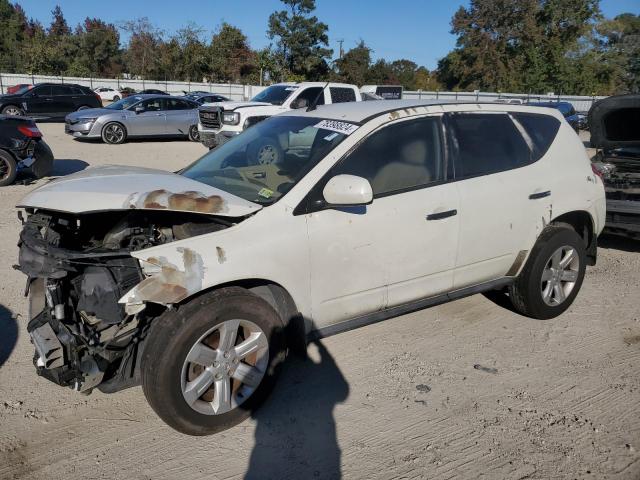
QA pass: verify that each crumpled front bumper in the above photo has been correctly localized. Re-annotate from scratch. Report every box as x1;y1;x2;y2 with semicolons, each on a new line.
605;198;640;235
198;130;239;149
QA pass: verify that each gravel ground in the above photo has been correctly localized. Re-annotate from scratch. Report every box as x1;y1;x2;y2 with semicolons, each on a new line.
0;124;639;480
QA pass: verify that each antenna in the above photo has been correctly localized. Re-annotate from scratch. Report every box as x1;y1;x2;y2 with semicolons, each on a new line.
307;82;329;112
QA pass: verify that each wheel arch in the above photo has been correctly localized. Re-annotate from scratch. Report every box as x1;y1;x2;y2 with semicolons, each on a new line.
179;278;307;353
550;210;597;265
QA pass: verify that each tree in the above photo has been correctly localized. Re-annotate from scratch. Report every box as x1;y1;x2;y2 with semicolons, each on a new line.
120;18;164;79
333;40;371;85
267;0;332;80
174;23;208;82
0;0;26;72
597;13;640;93
209;23;256;83
70;18;121;77
437;0;603;94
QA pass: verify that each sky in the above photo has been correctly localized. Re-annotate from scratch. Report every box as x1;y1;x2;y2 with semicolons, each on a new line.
11;0;640;70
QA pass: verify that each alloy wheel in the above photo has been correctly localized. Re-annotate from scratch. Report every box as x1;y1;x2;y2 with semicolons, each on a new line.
540;245;580;306
257;145;278;164
4;107;21;116
0;157;9;180
180;319;269;415
104;124;125;144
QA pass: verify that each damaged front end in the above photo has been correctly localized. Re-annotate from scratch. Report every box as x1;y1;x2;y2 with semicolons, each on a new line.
17;208;230;393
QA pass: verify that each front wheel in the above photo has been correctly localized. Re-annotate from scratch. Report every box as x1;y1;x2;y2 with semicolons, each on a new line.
141;287;287;435
2;105;24;116
509;226;586;319
101;122;127;144
247;137;283;165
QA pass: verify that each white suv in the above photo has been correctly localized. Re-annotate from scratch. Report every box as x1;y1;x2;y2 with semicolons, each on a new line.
197;82;362;154
17;100;605;435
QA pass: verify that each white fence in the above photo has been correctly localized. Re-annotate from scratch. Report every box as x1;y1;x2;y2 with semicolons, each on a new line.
1;72;605;111
0;72;266;101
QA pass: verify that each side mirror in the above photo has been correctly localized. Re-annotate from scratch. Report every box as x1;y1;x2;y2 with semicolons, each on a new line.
135;105;145;114
322;174;373;207
292;97;309;109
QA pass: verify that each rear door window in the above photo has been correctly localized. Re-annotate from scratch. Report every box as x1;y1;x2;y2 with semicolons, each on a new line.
330;87;356;104
51;85;74;96
511;113;560;161
296;87;324;106
449;113;531;179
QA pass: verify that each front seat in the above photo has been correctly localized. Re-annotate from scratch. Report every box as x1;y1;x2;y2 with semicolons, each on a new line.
371;139;431;194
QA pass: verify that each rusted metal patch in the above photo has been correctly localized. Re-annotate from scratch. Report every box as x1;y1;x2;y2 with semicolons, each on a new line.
124;189;227;214
128;247;205;306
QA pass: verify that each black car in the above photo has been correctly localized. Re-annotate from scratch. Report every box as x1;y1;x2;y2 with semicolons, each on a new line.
0;83;102;119
138;89;169;95
527;101;581;131
589;94;640;239
183;92;230;104
0;115;54;186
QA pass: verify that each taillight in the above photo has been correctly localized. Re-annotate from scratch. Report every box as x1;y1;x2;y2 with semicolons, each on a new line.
18;125;42;138
591;163;603;179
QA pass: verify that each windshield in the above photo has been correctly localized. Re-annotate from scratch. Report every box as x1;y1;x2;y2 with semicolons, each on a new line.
181;116;354;205
106;96;144;110
250;85;297;105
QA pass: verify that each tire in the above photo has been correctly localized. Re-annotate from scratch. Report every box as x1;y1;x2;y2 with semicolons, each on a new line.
508;226;586;320
0;150;17;186
112;95;120;101
141;287;287;436
101;122;127;144
188;125;200;142
247;137;283;165
2;105;24;116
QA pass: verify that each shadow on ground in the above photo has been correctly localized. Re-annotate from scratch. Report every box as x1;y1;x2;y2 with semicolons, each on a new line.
0;304;18;368
245;340;349;480
598;234;640;253
51;159;89;176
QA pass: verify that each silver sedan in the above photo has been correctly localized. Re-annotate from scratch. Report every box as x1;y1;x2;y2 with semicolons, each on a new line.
64;95;201;144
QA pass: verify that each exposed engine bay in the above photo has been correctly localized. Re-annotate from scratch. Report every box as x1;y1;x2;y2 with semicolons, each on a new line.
592;149;640;238
17;208;232;393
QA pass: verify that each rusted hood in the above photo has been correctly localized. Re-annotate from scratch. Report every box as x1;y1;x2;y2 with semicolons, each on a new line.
18;165;262;217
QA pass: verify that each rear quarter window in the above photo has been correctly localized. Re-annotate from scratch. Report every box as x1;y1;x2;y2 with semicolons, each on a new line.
330;87;356;104
511;112;560;161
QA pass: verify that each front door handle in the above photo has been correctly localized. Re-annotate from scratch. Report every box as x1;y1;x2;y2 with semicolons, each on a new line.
426;209;457;221
529;190;551;200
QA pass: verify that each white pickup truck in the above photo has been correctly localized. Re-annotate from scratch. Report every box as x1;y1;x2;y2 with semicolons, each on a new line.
197;82;362;154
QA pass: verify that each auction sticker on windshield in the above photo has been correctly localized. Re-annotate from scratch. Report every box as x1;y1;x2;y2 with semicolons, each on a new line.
314;119;359;135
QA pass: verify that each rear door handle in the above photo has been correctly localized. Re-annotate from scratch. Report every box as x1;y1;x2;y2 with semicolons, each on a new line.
426;209;457;221
529;190;551;200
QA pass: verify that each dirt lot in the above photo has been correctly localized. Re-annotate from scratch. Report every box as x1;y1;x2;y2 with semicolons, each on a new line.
0;124;639;480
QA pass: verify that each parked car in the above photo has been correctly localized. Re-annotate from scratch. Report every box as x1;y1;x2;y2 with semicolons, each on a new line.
94;87;122;102
0;83;101;118
184;93;230;105
16;100;605;435
0;115;53;186
589;93;640;239
527;101;581;131
360;85;403;100
64;94;200;144
6;83;33;94
139;89;168;95
198;82;362;150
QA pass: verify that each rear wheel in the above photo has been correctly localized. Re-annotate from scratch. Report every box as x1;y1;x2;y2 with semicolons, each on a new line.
188;125;200;142
509;226;586;319
2;105;23;116
101;122;127;144
141;287;287;435
247;137;283;165
112;95;120;102
0;150;17;186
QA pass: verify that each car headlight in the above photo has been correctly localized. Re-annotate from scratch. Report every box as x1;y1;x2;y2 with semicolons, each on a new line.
77;117;97;124
591;162;615;179
222;112;240;125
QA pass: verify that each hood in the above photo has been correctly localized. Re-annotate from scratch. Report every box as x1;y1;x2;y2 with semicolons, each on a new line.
588;94;640;150
66;108;122;120
0;93;22;101
18;165;262;217
200;101;272;111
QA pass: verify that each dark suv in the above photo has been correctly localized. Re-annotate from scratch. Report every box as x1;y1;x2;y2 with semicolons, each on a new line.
0;83;102;118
